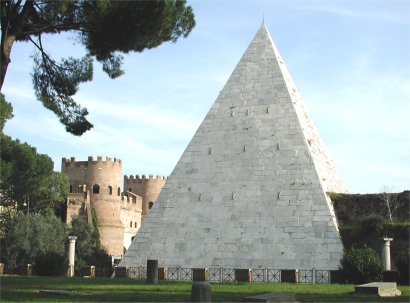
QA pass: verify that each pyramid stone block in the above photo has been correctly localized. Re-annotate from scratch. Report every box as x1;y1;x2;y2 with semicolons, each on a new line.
120;23;345;270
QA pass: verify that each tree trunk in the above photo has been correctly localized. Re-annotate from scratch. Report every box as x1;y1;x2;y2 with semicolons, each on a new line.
0;35;15;90
1;0;33;90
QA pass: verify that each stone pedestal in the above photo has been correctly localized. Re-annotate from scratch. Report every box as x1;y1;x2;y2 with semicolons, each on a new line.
146;259;158;284
382;238;393;271
67;236;77;277
235;269;252;282
191;282;212;302
193;268;208;281
355;282;401;297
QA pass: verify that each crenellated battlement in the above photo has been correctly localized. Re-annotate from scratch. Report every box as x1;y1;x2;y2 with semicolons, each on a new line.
124;174;168;183
64;155;163;256
121;192;140;203
62;155;122;168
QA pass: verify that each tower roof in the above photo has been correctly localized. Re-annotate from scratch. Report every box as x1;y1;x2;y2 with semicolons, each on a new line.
121;24;345;270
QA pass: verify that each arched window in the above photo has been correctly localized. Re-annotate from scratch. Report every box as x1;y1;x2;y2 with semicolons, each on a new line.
117;187;121;196
92;184;100;194
148;202;154;209
106;186;112;195
69;185;73;193
134;222;137;228
129;188;132;192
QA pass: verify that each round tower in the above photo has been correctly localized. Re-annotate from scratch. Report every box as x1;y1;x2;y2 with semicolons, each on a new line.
124;174;167;219
62;156;124;257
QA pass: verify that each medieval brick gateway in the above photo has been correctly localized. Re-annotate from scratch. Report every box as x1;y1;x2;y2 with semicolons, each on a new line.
62;156;167;257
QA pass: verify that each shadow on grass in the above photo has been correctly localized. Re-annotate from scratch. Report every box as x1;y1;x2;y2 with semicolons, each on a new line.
1;276;409;302
3;291;409;303
213;292;409;303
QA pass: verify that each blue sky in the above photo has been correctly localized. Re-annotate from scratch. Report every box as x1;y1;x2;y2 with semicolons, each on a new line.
2;0;409;194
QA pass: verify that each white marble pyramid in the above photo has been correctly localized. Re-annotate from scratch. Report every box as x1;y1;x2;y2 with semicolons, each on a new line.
120;24;346;270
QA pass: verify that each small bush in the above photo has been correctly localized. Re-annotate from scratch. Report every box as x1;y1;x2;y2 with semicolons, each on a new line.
340;247;383;284
396;248;410;285
34;252;67;276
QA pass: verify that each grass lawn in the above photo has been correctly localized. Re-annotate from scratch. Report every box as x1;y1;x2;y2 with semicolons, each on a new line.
1;276;409;302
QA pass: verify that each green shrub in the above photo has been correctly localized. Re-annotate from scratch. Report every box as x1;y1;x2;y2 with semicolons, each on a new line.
396;248;410;285
361;215;385;235
340;247;383;284
34;252;67;276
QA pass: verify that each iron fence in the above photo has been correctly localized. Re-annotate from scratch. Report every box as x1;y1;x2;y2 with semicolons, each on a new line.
127;266;146;279
315;270;330;284
120;266;332;284
3;264;18;275
299;269;314;283
267;269;281;282
0;262;333;284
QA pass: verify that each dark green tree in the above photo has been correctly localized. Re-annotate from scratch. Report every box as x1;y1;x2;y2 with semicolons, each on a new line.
0;210;66;271
0;134;69;212
1;0;195;135
340;247;383;284
68;209;110;272
0;92;13;133
396;248;410;285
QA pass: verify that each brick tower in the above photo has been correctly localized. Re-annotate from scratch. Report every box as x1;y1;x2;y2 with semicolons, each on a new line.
124;174;167;221
62;156;125;256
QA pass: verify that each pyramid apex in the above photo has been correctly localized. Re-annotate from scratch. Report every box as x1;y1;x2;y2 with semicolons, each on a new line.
251;22;276;53
257;20;269;34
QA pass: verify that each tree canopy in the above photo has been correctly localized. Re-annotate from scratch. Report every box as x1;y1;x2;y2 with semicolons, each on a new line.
68;209;111;271
1;0;195;135
1;210;67;268
0;92;13;132
0;133;69;213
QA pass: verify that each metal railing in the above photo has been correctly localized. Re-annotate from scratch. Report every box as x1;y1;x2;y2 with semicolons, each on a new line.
121;267;333;284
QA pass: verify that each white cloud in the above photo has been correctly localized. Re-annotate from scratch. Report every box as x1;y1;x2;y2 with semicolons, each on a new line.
302;56;410;193
293;1;409;25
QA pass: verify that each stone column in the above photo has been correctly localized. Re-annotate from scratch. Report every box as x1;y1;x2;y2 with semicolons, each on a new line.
67;236;77;277
382;237;393;271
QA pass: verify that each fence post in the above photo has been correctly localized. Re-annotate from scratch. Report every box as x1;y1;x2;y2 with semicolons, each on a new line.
146;259;158;284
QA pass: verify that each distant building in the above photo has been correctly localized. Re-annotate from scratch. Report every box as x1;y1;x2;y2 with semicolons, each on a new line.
62;156;167;257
